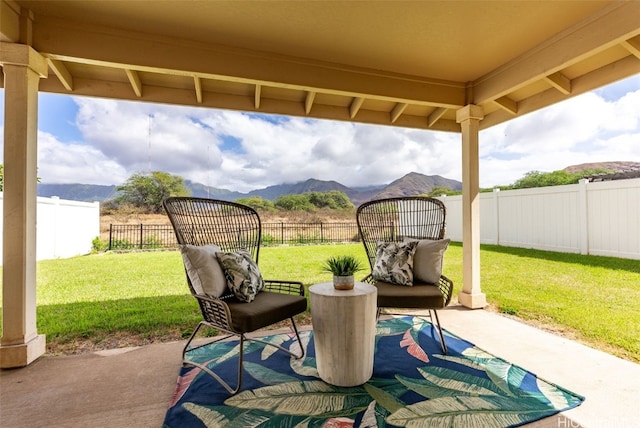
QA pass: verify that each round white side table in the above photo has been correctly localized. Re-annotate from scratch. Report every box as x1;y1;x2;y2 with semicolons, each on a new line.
309;281;377;387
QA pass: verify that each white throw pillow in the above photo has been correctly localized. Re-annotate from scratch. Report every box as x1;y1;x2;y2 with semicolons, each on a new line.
404;238;450;284
179;244;228;297
215;250;265;303
371;240;418;286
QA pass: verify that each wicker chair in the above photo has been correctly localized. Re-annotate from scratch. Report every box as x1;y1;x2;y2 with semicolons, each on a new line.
356;196;454;353
163;197;307;394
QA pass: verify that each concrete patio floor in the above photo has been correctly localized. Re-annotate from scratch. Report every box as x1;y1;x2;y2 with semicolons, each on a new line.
1;306;638;428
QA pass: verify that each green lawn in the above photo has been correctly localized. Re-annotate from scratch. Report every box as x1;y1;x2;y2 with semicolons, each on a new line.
0;243;638;362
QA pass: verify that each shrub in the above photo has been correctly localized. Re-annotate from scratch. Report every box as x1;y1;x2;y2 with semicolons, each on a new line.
142;235;163;249
261;234;277;246
109;238;135;250
91;237;109;253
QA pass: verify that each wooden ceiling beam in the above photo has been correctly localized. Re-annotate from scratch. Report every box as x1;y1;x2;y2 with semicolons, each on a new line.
35;75;461;132
427;107;447;128
254;84;261;109
390;102;407;123
494;96;518;115
349;97;364;119
194;75;202;103
47;58;73;91
545;72;571;95
125;69;142;97
305;91;315;115
0;0;21;43
621;36;640;59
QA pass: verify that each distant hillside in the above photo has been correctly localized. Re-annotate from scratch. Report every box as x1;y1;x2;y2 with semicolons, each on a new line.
348;186;386;206
37;183;118;202
246;178;383;205
35;172;461;205
243;174;459;205
564;161;640;174
184;180;242;201
289;178;352;195
373;172;462;199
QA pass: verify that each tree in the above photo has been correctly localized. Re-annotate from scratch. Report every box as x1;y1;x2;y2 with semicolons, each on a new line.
307;191;354;210
274;194;314;211
116;171;190;213
274;191;354;211
235;196;276;211
427;186;460;197
509;168;612;189
509;170;573;189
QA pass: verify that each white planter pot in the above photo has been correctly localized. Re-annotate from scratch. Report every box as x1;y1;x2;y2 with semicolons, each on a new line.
333;275;355;290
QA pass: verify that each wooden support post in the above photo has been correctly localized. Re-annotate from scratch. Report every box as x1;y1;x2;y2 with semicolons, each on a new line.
456;105;487;309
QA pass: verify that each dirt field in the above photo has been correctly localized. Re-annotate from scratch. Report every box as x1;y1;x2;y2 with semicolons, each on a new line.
100;209;355;240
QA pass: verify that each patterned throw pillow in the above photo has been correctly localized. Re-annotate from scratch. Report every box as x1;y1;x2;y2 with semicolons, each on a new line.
404;238;451;284
215;250;265;302
179;244;227;297
371;240;418;286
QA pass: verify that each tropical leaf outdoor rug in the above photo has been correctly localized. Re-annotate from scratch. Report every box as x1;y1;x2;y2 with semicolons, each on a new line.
163;316;584;427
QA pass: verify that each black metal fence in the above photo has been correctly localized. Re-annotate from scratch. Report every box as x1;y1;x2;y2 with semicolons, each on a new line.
108;222;360;250
262;222;360;245
108;224;178;250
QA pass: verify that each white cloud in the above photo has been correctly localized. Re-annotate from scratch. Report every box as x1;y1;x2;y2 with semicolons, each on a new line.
75;98;223;176
3;76;639;192
37;131;129;185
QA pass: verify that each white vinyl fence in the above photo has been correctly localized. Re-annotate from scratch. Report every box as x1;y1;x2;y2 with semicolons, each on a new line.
0;194;100;263
440;178;640;260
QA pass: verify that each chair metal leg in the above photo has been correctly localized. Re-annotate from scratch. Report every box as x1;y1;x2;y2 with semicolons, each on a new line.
430;309;448;354
289;316;305;360
182;321;235;359
181;321;243;394
182;317;305;395
249;317;305;360
183;335;245;395
182;321;204;359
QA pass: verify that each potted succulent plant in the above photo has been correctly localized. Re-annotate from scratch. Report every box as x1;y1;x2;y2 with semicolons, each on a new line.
322;255;364;290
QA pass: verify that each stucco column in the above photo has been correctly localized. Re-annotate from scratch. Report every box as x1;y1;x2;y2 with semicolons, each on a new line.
0;42;48;368
456;105;487;309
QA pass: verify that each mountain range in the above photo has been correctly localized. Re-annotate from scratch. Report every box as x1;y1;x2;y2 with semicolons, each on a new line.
36;172;462;206
36;161;639;205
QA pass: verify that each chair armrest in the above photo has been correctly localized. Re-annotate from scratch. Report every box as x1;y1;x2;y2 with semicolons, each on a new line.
360;273;375;285
192;293;234;332
438;275;454;306
264;279;305;296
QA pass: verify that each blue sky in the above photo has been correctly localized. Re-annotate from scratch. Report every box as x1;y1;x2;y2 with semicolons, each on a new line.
0;74;639;192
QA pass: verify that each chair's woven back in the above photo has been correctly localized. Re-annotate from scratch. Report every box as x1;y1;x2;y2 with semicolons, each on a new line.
163;197;262;263
356;196;446;270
